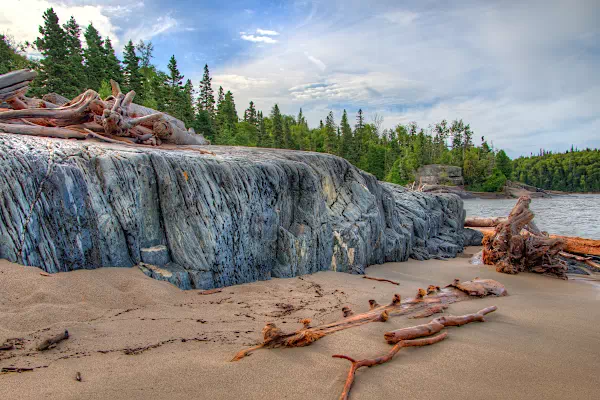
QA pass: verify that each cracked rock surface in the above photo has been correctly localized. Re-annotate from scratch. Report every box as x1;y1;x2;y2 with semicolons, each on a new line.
0;134;465;289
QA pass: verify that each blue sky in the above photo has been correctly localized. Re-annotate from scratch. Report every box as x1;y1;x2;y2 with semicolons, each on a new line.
3;0;599;157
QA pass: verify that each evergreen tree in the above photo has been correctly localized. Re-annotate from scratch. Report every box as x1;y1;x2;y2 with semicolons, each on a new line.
244;101;258;126
495;150;513;179
83;23;106;91
62;16;85;97
103;37;123;85
257;111;266;147
180;79;195;126
339;109;353;160
122;40;143;95
198;64;215;119
34;8;71;94
136;40;154;68
165;55;184;118
0;35;30;74
324;111;336;154
271;104;283;148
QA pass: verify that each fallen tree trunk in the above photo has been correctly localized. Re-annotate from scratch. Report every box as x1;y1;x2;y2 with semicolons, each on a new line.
37;330;69;351
231;278;506;361
465;216;507;227
482;196;567;278
333;306;498;400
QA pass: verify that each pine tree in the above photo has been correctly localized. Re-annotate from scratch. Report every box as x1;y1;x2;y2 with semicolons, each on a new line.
257;111;266;147
198;64;215;119
62;16;85;97
244;101;258;126
165;55;184;118
103;37;123;85
283;117;292;148
181;79;195;127
122;40;143;95
83;23;106;91
271;104;283;148
136;40;154;68
324;111;336;154
34;8;71;94
339;109;353;160
0;35;30;74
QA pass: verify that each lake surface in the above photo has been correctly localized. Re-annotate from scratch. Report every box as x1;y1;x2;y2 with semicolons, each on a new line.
463;194;600;239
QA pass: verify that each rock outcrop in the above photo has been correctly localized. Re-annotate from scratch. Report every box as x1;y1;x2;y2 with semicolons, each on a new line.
416;164;464;186
0;134;465;289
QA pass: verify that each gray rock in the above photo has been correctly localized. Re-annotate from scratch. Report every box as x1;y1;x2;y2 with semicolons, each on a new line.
463;228;484;246
416;164;464;186
0;134;466;289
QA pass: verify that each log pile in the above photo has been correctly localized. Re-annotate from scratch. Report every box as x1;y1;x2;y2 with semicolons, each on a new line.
0;69;210;149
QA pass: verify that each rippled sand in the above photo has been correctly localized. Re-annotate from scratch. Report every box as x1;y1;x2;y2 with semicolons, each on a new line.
1;247;599;399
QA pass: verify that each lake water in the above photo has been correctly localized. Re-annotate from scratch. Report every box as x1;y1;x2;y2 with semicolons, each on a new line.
463;194;600;239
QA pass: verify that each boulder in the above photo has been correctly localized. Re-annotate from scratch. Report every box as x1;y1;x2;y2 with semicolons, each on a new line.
0;134;466;289
416;164;464;186
463;228;484;246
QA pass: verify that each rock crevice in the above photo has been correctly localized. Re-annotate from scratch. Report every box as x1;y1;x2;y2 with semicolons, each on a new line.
0;135;465;289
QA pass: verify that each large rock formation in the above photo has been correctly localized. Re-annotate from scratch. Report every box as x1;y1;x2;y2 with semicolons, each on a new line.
0;134;465;289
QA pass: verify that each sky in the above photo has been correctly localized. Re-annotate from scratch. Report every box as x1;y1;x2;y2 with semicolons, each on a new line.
2;0;599;157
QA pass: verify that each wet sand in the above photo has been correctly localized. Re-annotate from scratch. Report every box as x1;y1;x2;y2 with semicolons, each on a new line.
1;247;599;399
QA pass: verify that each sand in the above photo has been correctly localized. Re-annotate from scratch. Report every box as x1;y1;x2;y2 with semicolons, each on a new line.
1;247;599;400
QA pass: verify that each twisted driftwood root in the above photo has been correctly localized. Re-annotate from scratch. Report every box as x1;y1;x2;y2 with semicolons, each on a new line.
334;306;497;400
231;278;506;361
482;196;567;278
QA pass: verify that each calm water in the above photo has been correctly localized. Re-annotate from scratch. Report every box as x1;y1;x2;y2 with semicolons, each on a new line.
463;195;600;239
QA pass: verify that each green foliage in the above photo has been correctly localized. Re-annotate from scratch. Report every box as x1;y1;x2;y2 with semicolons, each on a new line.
34;8;71;94
103;37;123;86
98;80;112;99
0;34;30;75
122;40;143;95
495;149;512;179
270;104;283;148
83;23;106;91
62;17;86;97
479;169;507;192
513;149;600;192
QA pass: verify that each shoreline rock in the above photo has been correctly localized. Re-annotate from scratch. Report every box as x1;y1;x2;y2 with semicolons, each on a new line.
0;134;465;289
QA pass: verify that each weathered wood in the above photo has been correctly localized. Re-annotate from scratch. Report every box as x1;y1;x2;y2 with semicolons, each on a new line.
231;278;506;361
465;216;507;227
0;122;87;140
482;196;567;278
37;330;69;351
362;276;400;285
334;305;498;400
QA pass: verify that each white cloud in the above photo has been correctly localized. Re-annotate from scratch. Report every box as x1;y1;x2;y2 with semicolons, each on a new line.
240;34;278;44
256;28;279;36
213;0;600;156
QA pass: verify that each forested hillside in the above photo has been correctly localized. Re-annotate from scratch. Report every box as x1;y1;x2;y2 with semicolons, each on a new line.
1;7;518;191
513;149;600;192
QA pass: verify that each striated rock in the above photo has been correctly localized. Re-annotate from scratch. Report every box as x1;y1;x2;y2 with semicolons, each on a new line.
416;164;464;186
0;134;465;289
463;227;484;246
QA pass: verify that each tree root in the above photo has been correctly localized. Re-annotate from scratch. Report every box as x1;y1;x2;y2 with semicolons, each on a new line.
333;305;498;400
231;278;506;361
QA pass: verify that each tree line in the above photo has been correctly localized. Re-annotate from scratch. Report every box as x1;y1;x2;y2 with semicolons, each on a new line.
1;7;523;192
513;148;600;193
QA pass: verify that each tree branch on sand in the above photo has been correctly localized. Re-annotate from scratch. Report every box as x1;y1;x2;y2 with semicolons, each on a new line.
333;306;497;400
231;278;506;361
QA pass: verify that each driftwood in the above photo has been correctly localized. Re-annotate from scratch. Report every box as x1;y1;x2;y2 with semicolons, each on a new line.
0;69;211;149
482;196;567;278
332;306;497;400
37;330;69;351
465;216;507;227
362;276;400;285
231;278;507;361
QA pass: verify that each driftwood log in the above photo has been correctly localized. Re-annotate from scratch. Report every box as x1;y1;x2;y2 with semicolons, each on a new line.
362;276;400;285
482;196;567;278
37;329;69;351
231;278;506;361
0;69;211;149
332;306;497;400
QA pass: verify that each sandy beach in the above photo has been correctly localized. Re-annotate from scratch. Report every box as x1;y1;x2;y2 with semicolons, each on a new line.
1;247;599;400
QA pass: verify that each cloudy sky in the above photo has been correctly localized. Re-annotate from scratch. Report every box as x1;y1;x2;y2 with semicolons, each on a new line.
2;0;599;157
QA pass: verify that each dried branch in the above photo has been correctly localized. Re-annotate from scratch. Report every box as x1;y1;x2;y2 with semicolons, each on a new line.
362;276;400;285
37;330;69;351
